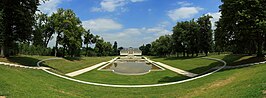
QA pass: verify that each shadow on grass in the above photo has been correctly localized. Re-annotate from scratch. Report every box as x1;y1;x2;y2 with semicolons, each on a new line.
158;76;188;83
229;56;265;66
63;57;82;61
5;56;50;67
7;57;41;66
157;54;250;82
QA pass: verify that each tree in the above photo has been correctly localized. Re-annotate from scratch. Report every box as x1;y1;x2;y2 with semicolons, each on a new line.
33;12;55;47
197;15;213;56
0;9;4;56
139;44;151;55
151;35;173;56
50;8;84;57
118;47;124;55
113;41;118;55
50;8;65;57
84;29;94;56
94;38;113;56
218;0;266;57
0;0;40;57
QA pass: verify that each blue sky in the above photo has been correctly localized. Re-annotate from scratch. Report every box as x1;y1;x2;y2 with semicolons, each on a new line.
38;0;222;48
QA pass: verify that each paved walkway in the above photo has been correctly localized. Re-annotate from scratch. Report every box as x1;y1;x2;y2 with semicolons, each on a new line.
65;62;108;77
154;62;198;77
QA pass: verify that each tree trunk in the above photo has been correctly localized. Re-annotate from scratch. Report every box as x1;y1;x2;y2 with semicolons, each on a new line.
257;32;264;57
0;45;3;57
86;44;88;56
54;33;60;57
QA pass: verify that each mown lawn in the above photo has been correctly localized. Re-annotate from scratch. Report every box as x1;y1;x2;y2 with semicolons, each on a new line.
149;56;223;74
43;56;114;73
0;55;114;73
74;70;187;85
0;54;265;97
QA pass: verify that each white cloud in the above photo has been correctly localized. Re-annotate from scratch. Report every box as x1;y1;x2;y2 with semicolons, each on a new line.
91;0;146;12
168;7;203;21
91;0;127;12
38;0;61;15
82;18;123;32
130;0;145;2
207;12;221;29
100;25;171;47
177;1;193;6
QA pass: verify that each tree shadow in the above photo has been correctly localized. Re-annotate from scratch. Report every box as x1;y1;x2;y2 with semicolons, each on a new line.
229;56;265;66
157;54;249;83
157;76;189;83
63;57;83;61
6;56;50;67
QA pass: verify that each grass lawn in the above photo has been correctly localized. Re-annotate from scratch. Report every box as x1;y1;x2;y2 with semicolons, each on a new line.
43;56;114;73
149;56;223;74
74;70;187;85
0;54;265;97
0;55;114;73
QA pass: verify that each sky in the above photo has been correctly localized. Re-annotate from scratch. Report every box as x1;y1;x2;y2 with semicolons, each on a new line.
38;0;222;48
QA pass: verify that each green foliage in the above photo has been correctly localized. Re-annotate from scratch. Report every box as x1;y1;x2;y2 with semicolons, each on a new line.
171;17;212;57
139;44;151;55
217;0;266;57
151;35;173;56
33;12;54;47
0;0;40;57
50;8;84;57
112;41;118;55
18;43;52;56
94;38;113;56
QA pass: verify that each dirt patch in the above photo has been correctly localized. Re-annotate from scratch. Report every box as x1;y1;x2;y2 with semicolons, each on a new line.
207;77;235;89
0;96;6;98
182;77;235;98
263;90;266;94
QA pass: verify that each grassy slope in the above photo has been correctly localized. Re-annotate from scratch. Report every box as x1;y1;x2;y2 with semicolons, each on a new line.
74;70;186;85
0;55;114;73
149;56;223;74
43;56;114;73
0;54;265;97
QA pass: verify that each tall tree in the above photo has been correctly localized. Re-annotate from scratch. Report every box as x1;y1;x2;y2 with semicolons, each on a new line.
151;35;173;56
113;41;118;55
50;8;84;57
219;0;266;57
197;15;213;56
0;9;4;56
0;0;40;57
84;29;94;56
33;12;54;47
50;8;64;57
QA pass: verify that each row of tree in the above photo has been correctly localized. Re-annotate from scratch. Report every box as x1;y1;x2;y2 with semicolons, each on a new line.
140;15;213;57
215;0;266;57
141;0;266;57
0;0;120;57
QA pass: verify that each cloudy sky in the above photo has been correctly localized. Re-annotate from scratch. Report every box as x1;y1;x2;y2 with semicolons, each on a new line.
38;0;222;48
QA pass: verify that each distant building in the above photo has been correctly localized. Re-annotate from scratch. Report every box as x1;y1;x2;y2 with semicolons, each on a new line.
120;47;142;56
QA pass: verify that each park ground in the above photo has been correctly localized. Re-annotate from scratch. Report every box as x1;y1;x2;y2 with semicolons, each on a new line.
0;54;265;98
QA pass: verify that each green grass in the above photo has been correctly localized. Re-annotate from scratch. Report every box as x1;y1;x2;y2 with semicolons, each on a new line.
74;70;187;85
149;56;223;74
0;55;53;66
43;56;114;73
0;55;114;73
0;54;265;97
